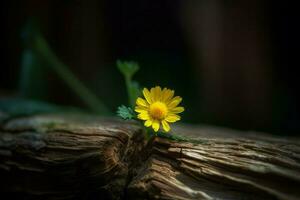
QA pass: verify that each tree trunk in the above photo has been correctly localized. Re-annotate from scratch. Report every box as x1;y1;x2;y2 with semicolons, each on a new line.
0;113;300;200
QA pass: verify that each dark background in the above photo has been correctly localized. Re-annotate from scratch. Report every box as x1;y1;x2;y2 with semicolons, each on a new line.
1;0;299;135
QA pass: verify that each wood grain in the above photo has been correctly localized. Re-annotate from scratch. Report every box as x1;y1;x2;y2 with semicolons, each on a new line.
0;114;300;200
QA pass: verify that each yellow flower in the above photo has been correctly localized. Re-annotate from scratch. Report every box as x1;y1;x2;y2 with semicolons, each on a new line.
135;86;184;132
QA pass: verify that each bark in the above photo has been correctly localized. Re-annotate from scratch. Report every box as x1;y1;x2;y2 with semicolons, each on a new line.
0;114;300;200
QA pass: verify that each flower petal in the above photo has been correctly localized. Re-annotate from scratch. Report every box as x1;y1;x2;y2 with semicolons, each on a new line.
144;120;153;127
143;88;152;104
161;88;174;102
138;112;150;120
150;86;161;102
152;120;160;132
135;106;147;113
161;120;170;132
165;114;181;122
168;96;182;108
136;97;149;107
156;86;162;100
170;106;184;114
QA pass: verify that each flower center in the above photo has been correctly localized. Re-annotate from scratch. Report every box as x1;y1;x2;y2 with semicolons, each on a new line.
149;102;168;120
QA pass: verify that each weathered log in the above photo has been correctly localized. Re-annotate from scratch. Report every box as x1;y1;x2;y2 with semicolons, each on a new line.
0;114;300;200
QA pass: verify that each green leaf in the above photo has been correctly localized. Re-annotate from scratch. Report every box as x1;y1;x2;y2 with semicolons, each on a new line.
117;60;141;108
116;60;139;79
156;131;207;144
116;105;135;120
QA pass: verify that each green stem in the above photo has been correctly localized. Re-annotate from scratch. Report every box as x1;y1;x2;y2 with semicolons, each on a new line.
125;76;134;108
32;34;110;115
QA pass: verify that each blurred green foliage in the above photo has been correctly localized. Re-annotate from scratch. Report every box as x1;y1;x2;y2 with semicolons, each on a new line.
0;98;83;123
117;60;141;108
19;19;110;115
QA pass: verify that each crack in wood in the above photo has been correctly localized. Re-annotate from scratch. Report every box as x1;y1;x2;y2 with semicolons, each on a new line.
0;114;300;200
